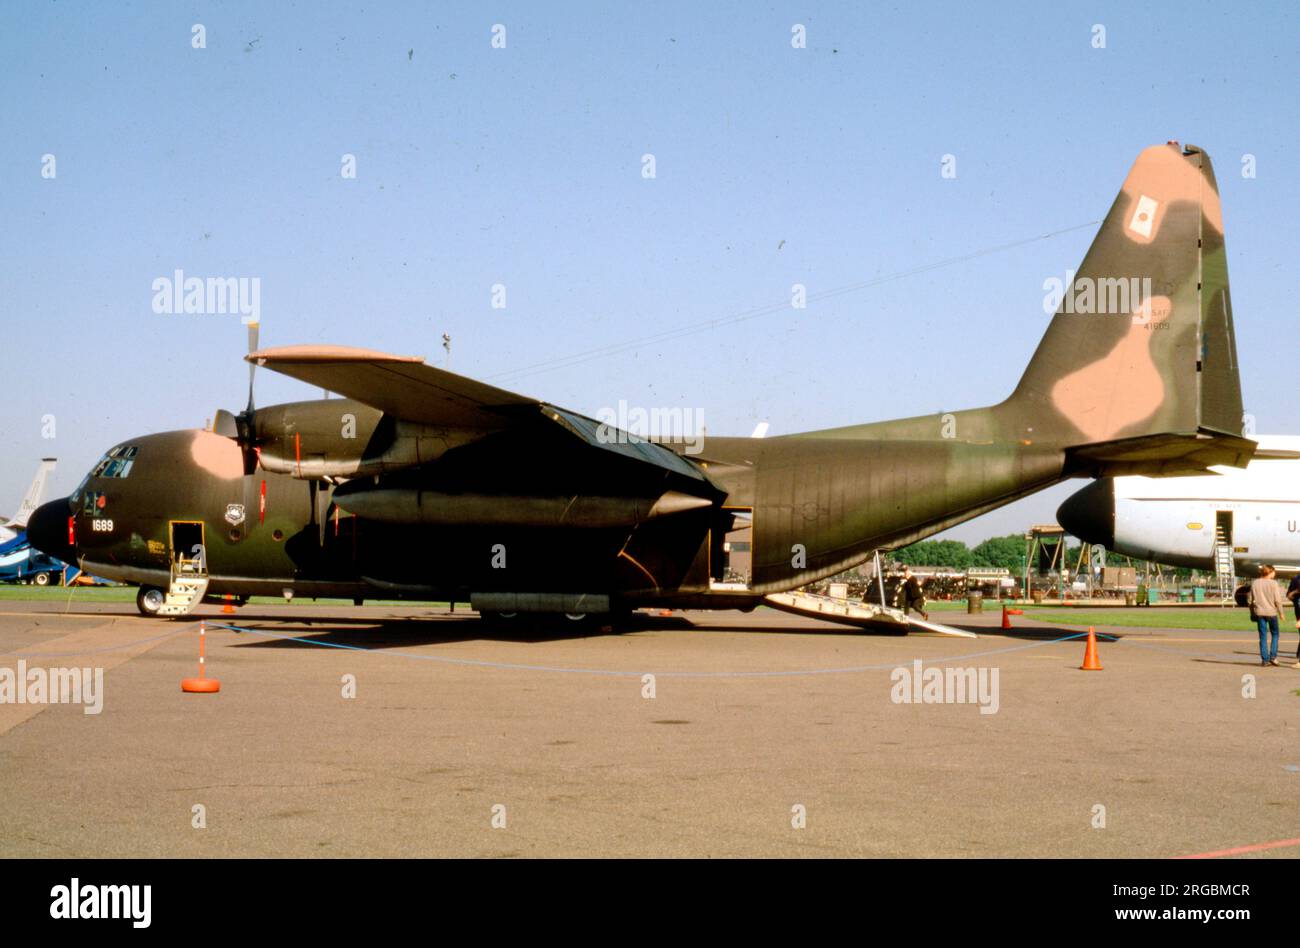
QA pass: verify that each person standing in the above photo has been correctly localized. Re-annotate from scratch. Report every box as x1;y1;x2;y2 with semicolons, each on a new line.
1288;571;1300;668
1250;565;1285;667
901;566;929;621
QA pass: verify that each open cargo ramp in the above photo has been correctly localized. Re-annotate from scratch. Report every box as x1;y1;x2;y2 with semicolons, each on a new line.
763;592;976;638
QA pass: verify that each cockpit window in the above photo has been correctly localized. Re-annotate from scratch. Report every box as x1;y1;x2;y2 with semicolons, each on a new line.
71;473;91;506
90;445;138;480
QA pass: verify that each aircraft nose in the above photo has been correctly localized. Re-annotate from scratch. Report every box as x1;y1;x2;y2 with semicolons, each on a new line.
1056;478;1115;548
27;498;77;563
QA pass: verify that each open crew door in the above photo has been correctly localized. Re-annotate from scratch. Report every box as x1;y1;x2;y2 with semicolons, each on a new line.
1215;510;1234;548
159;520;209;618
169;520;206;573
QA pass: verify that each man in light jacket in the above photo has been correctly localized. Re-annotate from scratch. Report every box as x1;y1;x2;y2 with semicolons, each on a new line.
1250;565;1285;667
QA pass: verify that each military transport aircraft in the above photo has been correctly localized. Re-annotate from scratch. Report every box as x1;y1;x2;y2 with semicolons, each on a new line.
1058;434;1300;577
28;144;1255;625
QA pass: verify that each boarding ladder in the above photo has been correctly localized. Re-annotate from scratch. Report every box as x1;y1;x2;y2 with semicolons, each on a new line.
158;553;210;618
1213;529;1235;606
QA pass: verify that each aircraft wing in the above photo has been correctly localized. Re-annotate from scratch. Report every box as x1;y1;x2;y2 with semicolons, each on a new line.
248;345;711;484
247;345;537;427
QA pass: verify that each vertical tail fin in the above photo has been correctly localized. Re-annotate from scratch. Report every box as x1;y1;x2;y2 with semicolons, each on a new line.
1007;143;1243;454
5;459;56;529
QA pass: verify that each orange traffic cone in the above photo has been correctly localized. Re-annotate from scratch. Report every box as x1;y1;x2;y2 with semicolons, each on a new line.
1080;626;1103;671
221;594;236;614
1001;605;1023;629
181;620;221;693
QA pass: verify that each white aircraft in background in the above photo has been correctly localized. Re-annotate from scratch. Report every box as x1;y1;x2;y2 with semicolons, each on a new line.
0;459;57;545
1057;436;1300;577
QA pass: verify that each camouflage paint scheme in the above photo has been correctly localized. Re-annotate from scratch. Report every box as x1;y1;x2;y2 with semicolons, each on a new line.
28;144;1253;616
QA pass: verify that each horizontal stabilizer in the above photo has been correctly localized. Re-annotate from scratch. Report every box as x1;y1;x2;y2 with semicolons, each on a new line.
1065;429;1257;477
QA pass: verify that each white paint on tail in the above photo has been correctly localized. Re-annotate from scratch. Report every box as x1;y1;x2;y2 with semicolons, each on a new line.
3;458;56;530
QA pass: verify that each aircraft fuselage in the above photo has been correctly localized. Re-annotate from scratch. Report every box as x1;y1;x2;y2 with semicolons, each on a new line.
31;397;1075;611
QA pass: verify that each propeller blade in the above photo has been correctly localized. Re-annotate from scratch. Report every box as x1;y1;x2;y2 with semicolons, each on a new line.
245;320;260;412
213;409;239;438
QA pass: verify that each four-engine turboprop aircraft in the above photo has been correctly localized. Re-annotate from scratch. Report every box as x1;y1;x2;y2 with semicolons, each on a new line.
28;144;1255;622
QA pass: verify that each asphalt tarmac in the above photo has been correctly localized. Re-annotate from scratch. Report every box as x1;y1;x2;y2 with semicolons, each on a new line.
0;600;1296;857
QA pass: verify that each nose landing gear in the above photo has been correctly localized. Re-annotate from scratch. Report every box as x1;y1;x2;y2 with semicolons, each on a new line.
136;585;166;617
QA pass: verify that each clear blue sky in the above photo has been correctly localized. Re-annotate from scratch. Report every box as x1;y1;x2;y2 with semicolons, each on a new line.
2;1;1297;542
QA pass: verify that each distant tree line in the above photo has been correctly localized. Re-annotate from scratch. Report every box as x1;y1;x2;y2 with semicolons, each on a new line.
891;535;1166;578
893;536;1024;573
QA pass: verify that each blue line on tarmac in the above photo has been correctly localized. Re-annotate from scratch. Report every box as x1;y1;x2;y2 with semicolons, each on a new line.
0;617;1249;673
210;621;1112;679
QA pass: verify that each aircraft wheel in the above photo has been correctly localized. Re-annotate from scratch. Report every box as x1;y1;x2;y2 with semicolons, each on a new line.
33;572;51;587
136;586;166;617
564;612;621;632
